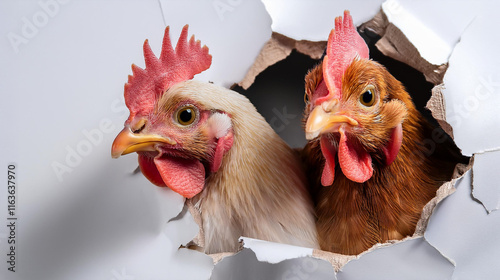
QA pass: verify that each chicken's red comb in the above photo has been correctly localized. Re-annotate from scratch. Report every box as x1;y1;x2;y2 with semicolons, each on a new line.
322;10;369;101
124;25;212;121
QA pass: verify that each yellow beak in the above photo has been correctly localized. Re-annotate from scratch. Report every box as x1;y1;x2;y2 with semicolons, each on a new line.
305;101;358;140
111;127;177;158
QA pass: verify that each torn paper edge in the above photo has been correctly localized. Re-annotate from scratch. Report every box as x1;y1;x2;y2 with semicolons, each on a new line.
415;162;472;235
336;165;473;271
381;0;452;65
206;164;470;273
186;200;237;265
426;84;455;139
361;9;456;141
184;199;205;249
421;171;478;268
337;236;455;278
207;238;320;267
307;172;464;272
240;237;314;264
238;6;451;89
238;32;326;90
360;9;449;85
471;150;500;213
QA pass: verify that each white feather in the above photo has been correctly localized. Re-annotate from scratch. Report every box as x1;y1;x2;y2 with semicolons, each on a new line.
164;80;319;253
208;112;232;139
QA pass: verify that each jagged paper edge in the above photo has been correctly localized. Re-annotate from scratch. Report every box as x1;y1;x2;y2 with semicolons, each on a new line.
238;32;326;89
471;150;500;213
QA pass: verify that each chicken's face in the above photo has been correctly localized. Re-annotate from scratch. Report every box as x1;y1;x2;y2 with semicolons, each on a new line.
303;11;408;185
112;81;233;198
110;25;230;199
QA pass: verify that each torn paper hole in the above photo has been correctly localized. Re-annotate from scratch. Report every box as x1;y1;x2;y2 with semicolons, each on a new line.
228;2;474;275
7;0;499;279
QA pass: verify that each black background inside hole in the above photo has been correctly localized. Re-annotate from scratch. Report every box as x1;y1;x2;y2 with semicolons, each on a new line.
232;30;437;149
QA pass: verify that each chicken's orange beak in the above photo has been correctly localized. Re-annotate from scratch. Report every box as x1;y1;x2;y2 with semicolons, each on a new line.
111;127;177;158
305;99;358;140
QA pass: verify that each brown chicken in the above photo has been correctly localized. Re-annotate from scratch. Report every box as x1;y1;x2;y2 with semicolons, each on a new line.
111;25;318;254
302;11;461;255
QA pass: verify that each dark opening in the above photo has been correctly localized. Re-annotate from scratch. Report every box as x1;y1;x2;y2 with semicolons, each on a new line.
232;51;319;148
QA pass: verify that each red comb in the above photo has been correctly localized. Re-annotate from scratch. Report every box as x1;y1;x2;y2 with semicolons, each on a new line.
124;25;212;121
321;10;369;102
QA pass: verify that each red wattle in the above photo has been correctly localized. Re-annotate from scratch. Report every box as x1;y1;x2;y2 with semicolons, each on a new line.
138;154;166;187
382;123;403;166
138;153;205;198
338;127;373;183
320;137;336;186
153;155;205;199
210;131;234;173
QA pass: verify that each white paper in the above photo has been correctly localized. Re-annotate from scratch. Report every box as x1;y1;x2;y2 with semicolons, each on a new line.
159;0;272;88
472;150;500;213
441;7;500;156
262;0;384;42
0;1;211;279
382;0;478;65
338;238;454;279
386;0;478;50
212;248;336;280
241;237;314;264
425;170;500;279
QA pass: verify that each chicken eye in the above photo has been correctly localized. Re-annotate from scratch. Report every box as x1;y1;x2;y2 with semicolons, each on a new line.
176;106;197;126
359;86;376;107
